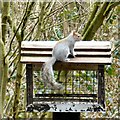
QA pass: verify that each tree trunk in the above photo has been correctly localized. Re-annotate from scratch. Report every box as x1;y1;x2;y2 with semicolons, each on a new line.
0;5;4;118
13;54;23;118
0;1;9;118
82;2;100;36
82;2;110;40
12;2;35;118
34;2;47;39
2;2;10;43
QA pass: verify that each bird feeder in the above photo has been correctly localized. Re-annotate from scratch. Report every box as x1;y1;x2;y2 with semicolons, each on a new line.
21;41;111;113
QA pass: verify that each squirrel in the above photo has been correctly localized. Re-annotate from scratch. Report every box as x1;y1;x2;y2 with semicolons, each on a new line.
41;30;81;90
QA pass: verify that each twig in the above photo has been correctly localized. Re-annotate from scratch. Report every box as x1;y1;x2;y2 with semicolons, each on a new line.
9;58;19;78
44;2;71;19
5;3;29;59
21;2;35;40
9;46;18;61
9;53;18;68
43;15;79;32
24;18;39;40
4;94;14;115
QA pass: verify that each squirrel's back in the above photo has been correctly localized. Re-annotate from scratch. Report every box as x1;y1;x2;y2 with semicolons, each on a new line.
52;40;70;61
52;30;80;61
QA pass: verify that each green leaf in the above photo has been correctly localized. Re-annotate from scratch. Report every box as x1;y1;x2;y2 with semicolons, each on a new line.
87;85;92;91
105;65;116;76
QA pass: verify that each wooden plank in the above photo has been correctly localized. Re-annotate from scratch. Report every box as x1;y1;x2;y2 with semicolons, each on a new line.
21;41;55;48
21;56;112;64
21;41;111;47
21;51;52;55
33;63;98;71
35;94;97;98
33;98;97;102
69;57;111;64
21;41;111;50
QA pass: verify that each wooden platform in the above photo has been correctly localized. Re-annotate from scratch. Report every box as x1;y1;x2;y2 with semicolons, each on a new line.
21;41;111;71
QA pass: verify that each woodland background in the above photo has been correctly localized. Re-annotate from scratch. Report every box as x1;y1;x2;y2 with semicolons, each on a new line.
0;1;120;119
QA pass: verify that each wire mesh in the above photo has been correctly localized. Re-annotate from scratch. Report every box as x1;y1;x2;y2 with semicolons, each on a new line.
33;70;98;103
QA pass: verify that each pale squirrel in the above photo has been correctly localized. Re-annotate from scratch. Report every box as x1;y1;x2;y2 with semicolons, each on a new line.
41;30;81;90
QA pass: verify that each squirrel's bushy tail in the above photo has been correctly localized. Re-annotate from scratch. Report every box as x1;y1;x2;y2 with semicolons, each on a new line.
41;57;63;90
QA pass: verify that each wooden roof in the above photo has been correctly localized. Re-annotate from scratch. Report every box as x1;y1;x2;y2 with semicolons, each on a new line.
21;41;112;70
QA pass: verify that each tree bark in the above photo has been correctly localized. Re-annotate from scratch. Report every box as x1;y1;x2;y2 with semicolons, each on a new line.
34;2;47;39
82;2;100;36
0;1;9;118
82;2;110;40
0;6;5;118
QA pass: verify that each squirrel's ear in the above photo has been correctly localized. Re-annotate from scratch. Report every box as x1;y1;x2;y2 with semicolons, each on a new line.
72;30;82;40
72;30;76;35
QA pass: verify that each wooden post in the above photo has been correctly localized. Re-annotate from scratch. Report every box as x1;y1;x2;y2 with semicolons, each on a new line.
26;64;33;107
98;65;105;108
53;112;80;120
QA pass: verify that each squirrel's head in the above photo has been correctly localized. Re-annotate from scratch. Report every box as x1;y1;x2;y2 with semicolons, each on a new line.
72;30;81;41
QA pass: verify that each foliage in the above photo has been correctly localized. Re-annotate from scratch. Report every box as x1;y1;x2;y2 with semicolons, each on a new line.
0;1;119;119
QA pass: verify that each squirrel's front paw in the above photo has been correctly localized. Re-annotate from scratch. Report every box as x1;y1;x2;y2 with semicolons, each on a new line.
68;53;76;58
